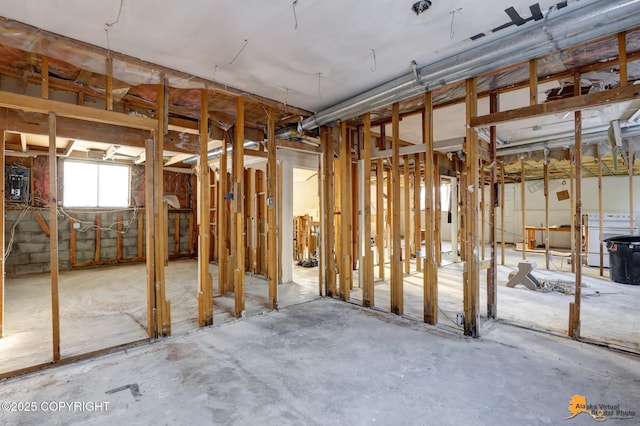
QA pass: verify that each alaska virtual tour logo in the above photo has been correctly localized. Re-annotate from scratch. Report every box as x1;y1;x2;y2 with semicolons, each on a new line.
565;395;636;422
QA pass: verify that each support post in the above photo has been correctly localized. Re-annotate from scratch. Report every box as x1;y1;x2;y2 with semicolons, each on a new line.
424;92;437;325
233;97;245;317
49;113;60;360
106;57;113;111
391;102;403;315
500;162;505;266
197;89;213;326
339;121;352;301
362;113;374;307
154;78;169;336
629;143;634;234
322;126;336;296
376;159;385;280
403;154;411;273
521;159;526;259
569;110;583;339
463;78;479;337
267;108;278;308
597;146;604;277
487;92;498;319
218;133;229;294
544;151;550;270
413;153;422;273
434;153;442;265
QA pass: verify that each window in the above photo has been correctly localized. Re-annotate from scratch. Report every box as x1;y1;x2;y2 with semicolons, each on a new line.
63;160;130;208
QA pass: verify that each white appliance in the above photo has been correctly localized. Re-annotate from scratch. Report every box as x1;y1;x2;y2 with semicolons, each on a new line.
587;213;637;268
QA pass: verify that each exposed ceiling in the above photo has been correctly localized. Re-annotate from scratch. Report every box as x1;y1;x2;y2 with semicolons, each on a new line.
0;0;599;113
1;0;640;179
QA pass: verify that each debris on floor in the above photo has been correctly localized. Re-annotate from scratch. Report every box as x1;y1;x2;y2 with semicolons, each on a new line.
296;258;318;267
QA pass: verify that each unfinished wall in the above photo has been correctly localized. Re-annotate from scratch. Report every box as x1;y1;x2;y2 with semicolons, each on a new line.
484;175;640;247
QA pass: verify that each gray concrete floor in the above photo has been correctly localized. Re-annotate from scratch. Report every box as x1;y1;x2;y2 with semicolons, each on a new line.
0;297;638;425
1;242;638;378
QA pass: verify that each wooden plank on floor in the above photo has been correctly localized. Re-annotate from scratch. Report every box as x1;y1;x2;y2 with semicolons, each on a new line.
391;102;403;315
49;112;60;360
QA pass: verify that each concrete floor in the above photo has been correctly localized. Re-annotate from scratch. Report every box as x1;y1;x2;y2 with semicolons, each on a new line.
0;298;638;425
1;243;638;378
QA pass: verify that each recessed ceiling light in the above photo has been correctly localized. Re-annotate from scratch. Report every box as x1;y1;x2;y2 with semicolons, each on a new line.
411;0;432;16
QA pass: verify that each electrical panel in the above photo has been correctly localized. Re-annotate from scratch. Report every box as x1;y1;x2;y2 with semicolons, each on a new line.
6;165;30;203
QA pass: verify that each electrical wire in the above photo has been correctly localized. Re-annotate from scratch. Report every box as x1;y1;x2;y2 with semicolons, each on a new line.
292;0;299;30
228;39;248;65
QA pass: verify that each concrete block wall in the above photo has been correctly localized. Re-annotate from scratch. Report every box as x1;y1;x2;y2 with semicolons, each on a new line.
4;208;193;276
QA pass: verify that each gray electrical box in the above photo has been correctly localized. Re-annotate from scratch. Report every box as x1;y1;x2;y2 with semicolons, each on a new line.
6;165;30;203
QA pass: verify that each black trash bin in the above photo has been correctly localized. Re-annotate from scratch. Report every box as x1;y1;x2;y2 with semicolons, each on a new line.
605;235;640;285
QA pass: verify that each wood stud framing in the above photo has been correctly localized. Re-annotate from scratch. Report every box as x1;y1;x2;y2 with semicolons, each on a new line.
339;121;352;301
487;92;498;319
362;113;374;307
233;97;246;318
198;89;213;327
423;92;437;325
390;102;403;315
0;130;3;338
463;78;479;337
267;108;278;308
49;112;60;360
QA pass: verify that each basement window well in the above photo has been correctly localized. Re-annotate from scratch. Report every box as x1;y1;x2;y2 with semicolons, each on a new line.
63;160;130;208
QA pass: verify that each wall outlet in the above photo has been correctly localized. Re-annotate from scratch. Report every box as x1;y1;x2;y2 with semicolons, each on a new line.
73;222;80;229
456;313;464;326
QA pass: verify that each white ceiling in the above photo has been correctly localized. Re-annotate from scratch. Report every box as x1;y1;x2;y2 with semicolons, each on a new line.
0;0;598;113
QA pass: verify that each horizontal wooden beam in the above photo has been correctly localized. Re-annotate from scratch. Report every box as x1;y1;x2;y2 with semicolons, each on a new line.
244;148;268;158
0;108;199;154
0;90;157;130
276;139;322;153
471;84;640;128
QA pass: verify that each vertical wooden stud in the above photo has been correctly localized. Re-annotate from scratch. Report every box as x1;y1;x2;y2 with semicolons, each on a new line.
339;121;352;300
267;107;278;308
463;78;479;337
434;153;442;265
597;146;604;277
218;133;229;294
424;92;437;325
70;215;77;265
155;78;169;336
500;162;505;266
49;113;60;360
322;126;336;297
487;92;498;319
390;103;403;315
117;212;123;261
529;59;538;105
362;113;374;307
544;152;550;270
629;143;634;233
570;110;583;339
233;97;245;317
413;153;422;273
41;53;49;99
106;57;114;111
198;89;213;326
145;134;157;338
619;32;628;88
521;159;526;259
403;155;411;273
376;159;385;280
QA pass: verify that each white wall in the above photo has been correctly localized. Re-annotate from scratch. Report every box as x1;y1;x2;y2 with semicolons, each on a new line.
293;175;319;220
479;175;640;248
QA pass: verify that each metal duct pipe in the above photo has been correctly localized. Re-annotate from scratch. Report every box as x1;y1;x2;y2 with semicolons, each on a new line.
496;124;640;156
183;140;259;165
301;0;640;131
